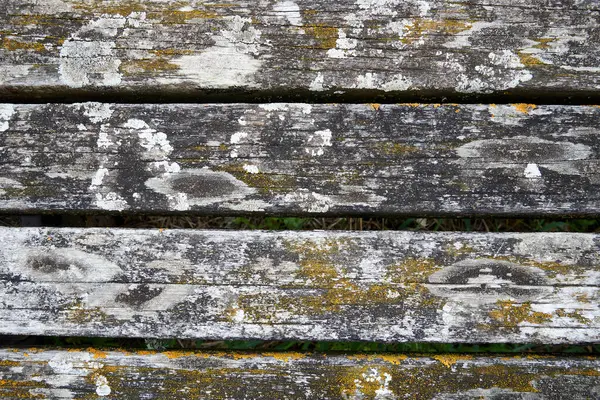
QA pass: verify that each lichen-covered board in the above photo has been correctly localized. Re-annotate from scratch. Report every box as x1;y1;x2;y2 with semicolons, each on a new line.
1;227;599;343
0;0;599;99
0;349;599;399
2;103;600;215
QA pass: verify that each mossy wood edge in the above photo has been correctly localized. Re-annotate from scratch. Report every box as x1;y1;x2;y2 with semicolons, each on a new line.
2;103;600;216
0;349;599;399
0;0;599;99
1;227;599;343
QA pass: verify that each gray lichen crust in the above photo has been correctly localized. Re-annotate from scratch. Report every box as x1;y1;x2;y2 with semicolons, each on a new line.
1;103;600;215
0;349;599;399
0;0;599;98
1;227;599;343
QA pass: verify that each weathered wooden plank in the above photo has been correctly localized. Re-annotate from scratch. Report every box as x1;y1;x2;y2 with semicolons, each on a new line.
2;103;600;215
1;0;599;99
1;227;599;343
1;349;599;399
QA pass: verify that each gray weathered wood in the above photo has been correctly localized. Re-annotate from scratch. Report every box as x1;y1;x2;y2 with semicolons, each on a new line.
2;103;600;215
1;227;599;343
1;349;599;399
1;0;599;99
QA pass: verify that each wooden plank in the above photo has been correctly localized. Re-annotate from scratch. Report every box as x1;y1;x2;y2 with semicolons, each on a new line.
1;0;599;99
2;103;600;215
1;349;599;399
1;227;599;343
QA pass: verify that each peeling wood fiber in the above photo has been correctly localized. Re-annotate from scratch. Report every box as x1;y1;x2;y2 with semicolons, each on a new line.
0;349;599;399
0;0;599;99
2;103;600;215
1;227;599;343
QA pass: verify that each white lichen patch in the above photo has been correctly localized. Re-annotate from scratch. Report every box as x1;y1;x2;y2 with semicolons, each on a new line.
453;50;533;93
310;72;326;91
77;102;114;124
356;0;401;16
260;103;312;114
230;131;248;144
327;29;358;59
95;375;111;396
124;119;174;155
516;233;596;266
59;40;121;88
354;72;378;89
243;164;260;174
273;0;303;27
0;104;15;132
382;74;413;91
0;64;32;85
94;192;129;211
524;163;542;178
90;167;109;188
279;190;333;213
305;129;332;156
347;368;394;399
164;16;262;88
59;16;126;88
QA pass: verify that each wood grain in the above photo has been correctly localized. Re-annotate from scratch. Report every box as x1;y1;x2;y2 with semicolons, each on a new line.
0;0;599;100
1;227;599;343
1;349;599;399
2;103;600;216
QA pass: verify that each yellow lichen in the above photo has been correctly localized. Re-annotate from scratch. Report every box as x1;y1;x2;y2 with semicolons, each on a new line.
263;352;306;362
532;38;556;49
151;49;194;56
304;24;338;49
575;293;590;303
87;348;108;359
67;303;110;323
518;52;547;67
369;103;381;111
375;354;408;365
0;360;20;367
339;366;395;399
431;354;472;368
488;300;552;328
491;255;588;278
150;10;219;24
217;164;295;194
2;38;45;52
401;19;472;45
120;58;180;74
512;103;537;114
554;308;591;324
386;258;438;283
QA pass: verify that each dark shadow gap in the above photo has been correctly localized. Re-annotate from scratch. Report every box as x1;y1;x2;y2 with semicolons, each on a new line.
0;336;598;354
2;214;600;233
2;87;600;105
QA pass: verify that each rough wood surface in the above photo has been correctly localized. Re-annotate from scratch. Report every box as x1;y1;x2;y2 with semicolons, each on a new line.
1;227;599;343
1;349;599;399
2;103;600;215
0;0;599;99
